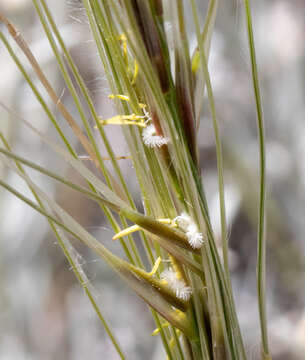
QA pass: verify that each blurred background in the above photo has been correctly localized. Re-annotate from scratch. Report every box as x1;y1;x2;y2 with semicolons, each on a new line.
0;0;305;359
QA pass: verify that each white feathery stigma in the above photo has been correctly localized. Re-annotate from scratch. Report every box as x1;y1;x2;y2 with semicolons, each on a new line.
161;268;192;301
174;212;192;232
186;223;204;249
142;124;169;148
175;212;204;249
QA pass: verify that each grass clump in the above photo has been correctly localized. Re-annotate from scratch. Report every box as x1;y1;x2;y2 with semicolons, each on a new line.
0;1;269;359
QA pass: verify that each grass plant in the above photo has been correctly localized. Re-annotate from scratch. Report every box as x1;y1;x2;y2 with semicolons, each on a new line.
0;1;270;358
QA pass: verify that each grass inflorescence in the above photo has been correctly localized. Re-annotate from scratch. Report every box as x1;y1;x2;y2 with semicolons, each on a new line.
0;1;269;359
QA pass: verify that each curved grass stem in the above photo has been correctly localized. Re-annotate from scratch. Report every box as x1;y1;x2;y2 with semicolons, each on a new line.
243;0;270;358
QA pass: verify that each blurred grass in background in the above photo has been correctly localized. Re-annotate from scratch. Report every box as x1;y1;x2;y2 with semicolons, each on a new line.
0;0;305;359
